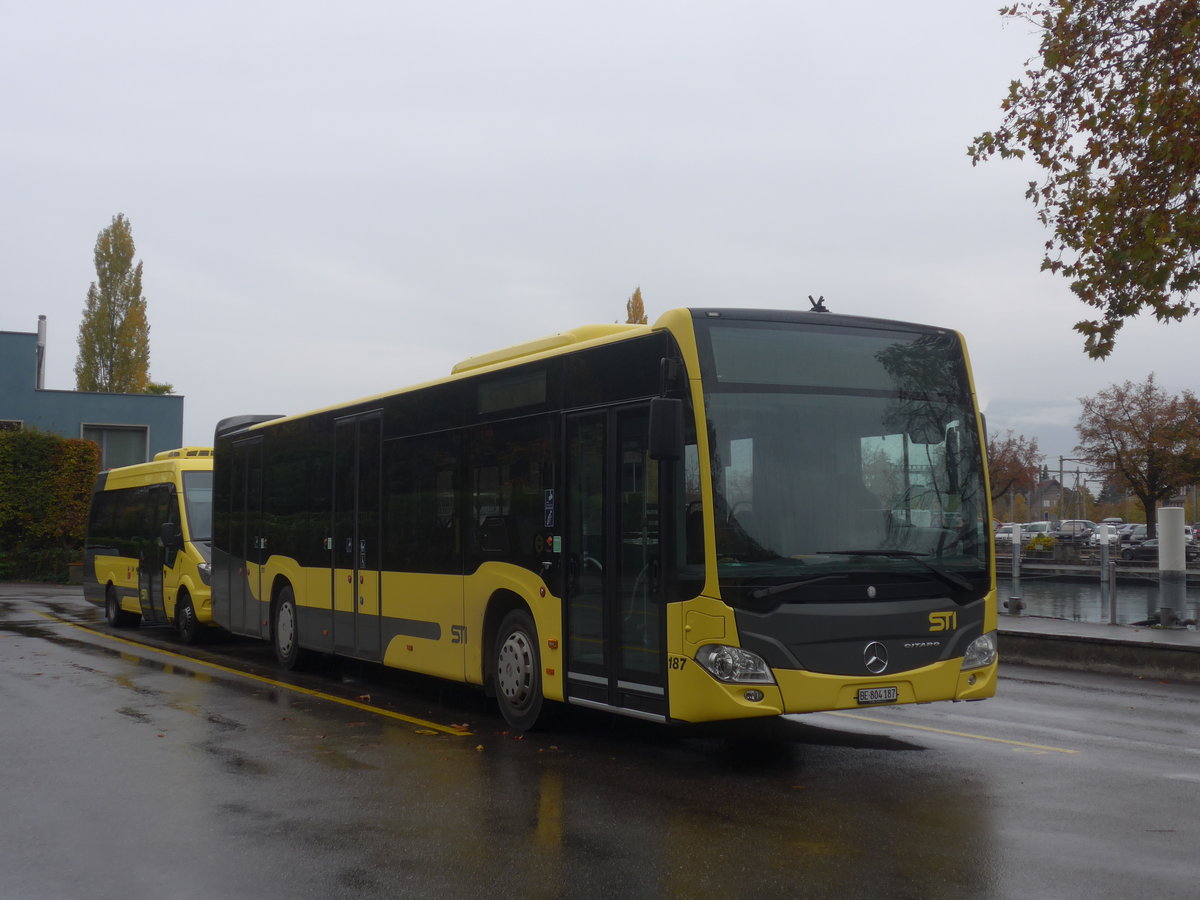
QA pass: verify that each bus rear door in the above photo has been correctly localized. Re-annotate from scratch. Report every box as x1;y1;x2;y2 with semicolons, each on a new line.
333;412;382;660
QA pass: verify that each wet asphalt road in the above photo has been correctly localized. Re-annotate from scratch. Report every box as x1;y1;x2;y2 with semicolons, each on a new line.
2;584;1199;899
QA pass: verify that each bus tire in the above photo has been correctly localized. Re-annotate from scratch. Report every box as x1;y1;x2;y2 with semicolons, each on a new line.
272;585;310;670
105;585;140;628
175;591;200;645
494;608;544;731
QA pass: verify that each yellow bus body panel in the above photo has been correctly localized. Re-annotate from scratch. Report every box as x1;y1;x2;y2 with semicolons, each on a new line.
263;561;562;701
380;572;466;683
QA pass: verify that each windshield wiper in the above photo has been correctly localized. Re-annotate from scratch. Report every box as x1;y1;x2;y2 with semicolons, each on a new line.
749;574;846;601
817;549;975;592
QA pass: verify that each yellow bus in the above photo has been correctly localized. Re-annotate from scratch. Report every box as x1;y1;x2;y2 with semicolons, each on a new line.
84;447;215;644
212;308;998;729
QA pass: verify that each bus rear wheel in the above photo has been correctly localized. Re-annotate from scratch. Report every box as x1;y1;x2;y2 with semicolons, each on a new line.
272;585;310;670
105;585;140;628
494;609;544;731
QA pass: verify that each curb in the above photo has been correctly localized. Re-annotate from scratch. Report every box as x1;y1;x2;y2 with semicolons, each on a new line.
1000;630;1200;685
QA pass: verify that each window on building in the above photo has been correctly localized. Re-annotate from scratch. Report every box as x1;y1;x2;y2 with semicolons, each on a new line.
82;425;148;469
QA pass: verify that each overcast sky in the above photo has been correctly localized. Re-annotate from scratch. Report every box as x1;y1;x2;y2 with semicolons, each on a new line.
3;1;1195;463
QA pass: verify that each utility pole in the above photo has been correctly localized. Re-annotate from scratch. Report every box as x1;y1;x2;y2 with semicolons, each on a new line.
1059;456;1065;521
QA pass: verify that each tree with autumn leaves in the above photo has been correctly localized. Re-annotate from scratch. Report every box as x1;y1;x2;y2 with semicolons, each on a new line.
987;431;1043;518
1075;374;1200;535
971;0;1200;359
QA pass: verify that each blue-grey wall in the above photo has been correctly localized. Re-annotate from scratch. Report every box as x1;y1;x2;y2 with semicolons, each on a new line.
0;327;183;460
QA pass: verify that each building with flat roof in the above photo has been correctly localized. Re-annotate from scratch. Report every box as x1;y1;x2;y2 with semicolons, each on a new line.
1;315;183;468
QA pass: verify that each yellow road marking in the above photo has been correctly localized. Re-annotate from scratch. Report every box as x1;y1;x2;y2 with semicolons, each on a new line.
39;613;472;736
824;711;1079;754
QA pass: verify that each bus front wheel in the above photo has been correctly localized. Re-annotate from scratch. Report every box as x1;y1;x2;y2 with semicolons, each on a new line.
175;591;200;645
494;609;544;731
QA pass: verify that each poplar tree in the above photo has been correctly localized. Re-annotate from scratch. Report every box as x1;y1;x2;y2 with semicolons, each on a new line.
625;287;648;324
75;214;153;393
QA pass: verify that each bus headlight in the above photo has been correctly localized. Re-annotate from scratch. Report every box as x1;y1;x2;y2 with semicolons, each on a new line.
962;631;997;670
695;645;775;684
198;562;212;586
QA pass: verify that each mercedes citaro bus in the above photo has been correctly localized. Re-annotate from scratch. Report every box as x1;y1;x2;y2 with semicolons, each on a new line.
84;447;215;644
211;308;998;729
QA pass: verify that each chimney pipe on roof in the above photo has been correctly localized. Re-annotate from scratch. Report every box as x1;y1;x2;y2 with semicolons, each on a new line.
36;315;47;390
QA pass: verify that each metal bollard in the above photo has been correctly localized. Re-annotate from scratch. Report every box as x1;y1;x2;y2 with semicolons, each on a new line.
1108;561;1118;625
1158;507;1186;629
1099;524;1110;616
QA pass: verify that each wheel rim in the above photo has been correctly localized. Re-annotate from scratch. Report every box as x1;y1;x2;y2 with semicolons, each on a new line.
277;601;296;657
178;600;194;636
497;628;534;710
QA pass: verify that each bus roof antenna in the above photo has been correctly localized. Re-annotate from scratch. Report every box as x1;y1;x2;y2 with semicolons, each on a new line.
808;295;829;313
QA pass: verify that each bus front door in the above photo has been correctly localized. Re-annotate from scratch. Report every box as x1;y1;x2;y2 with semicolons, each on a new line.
564;406;666;721
229;437;266;638
333;412;382;661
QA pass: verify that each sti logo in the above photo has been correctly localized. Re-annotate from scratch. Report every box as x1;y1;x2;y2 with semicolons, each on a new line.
929;611;957;632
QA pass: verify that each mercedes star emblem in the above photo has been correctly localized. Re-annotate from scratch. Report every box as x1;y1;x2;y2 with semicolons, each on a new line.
864;641;889;674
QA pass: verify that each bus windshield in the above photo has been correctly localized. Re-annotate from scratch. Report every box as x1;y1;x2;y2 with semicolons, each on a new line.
691;316;988;604
182;470;214;542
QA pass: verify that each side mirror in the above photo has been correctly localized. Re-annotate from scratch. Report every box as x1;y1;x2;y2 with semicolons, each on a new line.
160;522;183;548
649;397;683;461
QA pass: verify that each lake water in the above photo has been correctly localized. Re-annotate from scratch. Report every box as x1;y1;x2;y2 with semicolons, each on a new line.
997;576;1200;625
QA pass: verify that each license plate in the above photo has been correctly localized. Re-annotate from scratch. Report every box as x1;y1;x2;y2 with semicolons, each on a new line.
857;686;898;705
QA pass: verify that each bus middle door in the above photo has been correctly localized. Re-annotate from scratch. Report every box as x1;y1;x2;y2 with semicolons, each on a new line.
138;484;170;625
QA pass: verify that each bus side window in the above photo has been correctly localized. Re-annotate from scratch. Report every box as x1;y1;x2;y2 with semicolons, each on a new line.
466;419;554;578
384;434;462;575
162;488;183;567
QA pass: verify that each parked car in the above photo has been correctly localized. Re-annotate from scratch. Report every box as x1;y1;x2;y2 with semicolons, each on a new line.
1120;538;1200;562
1119;524;1148;544
1022;521;1057;536
1089;525;1122;546
1114;524;1191;543
994;523;1015;544
1055;519;1097;541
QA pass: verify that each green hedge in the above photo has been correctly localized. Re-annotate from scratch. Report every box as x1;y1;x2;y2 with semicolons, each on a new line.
0;431;101;582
